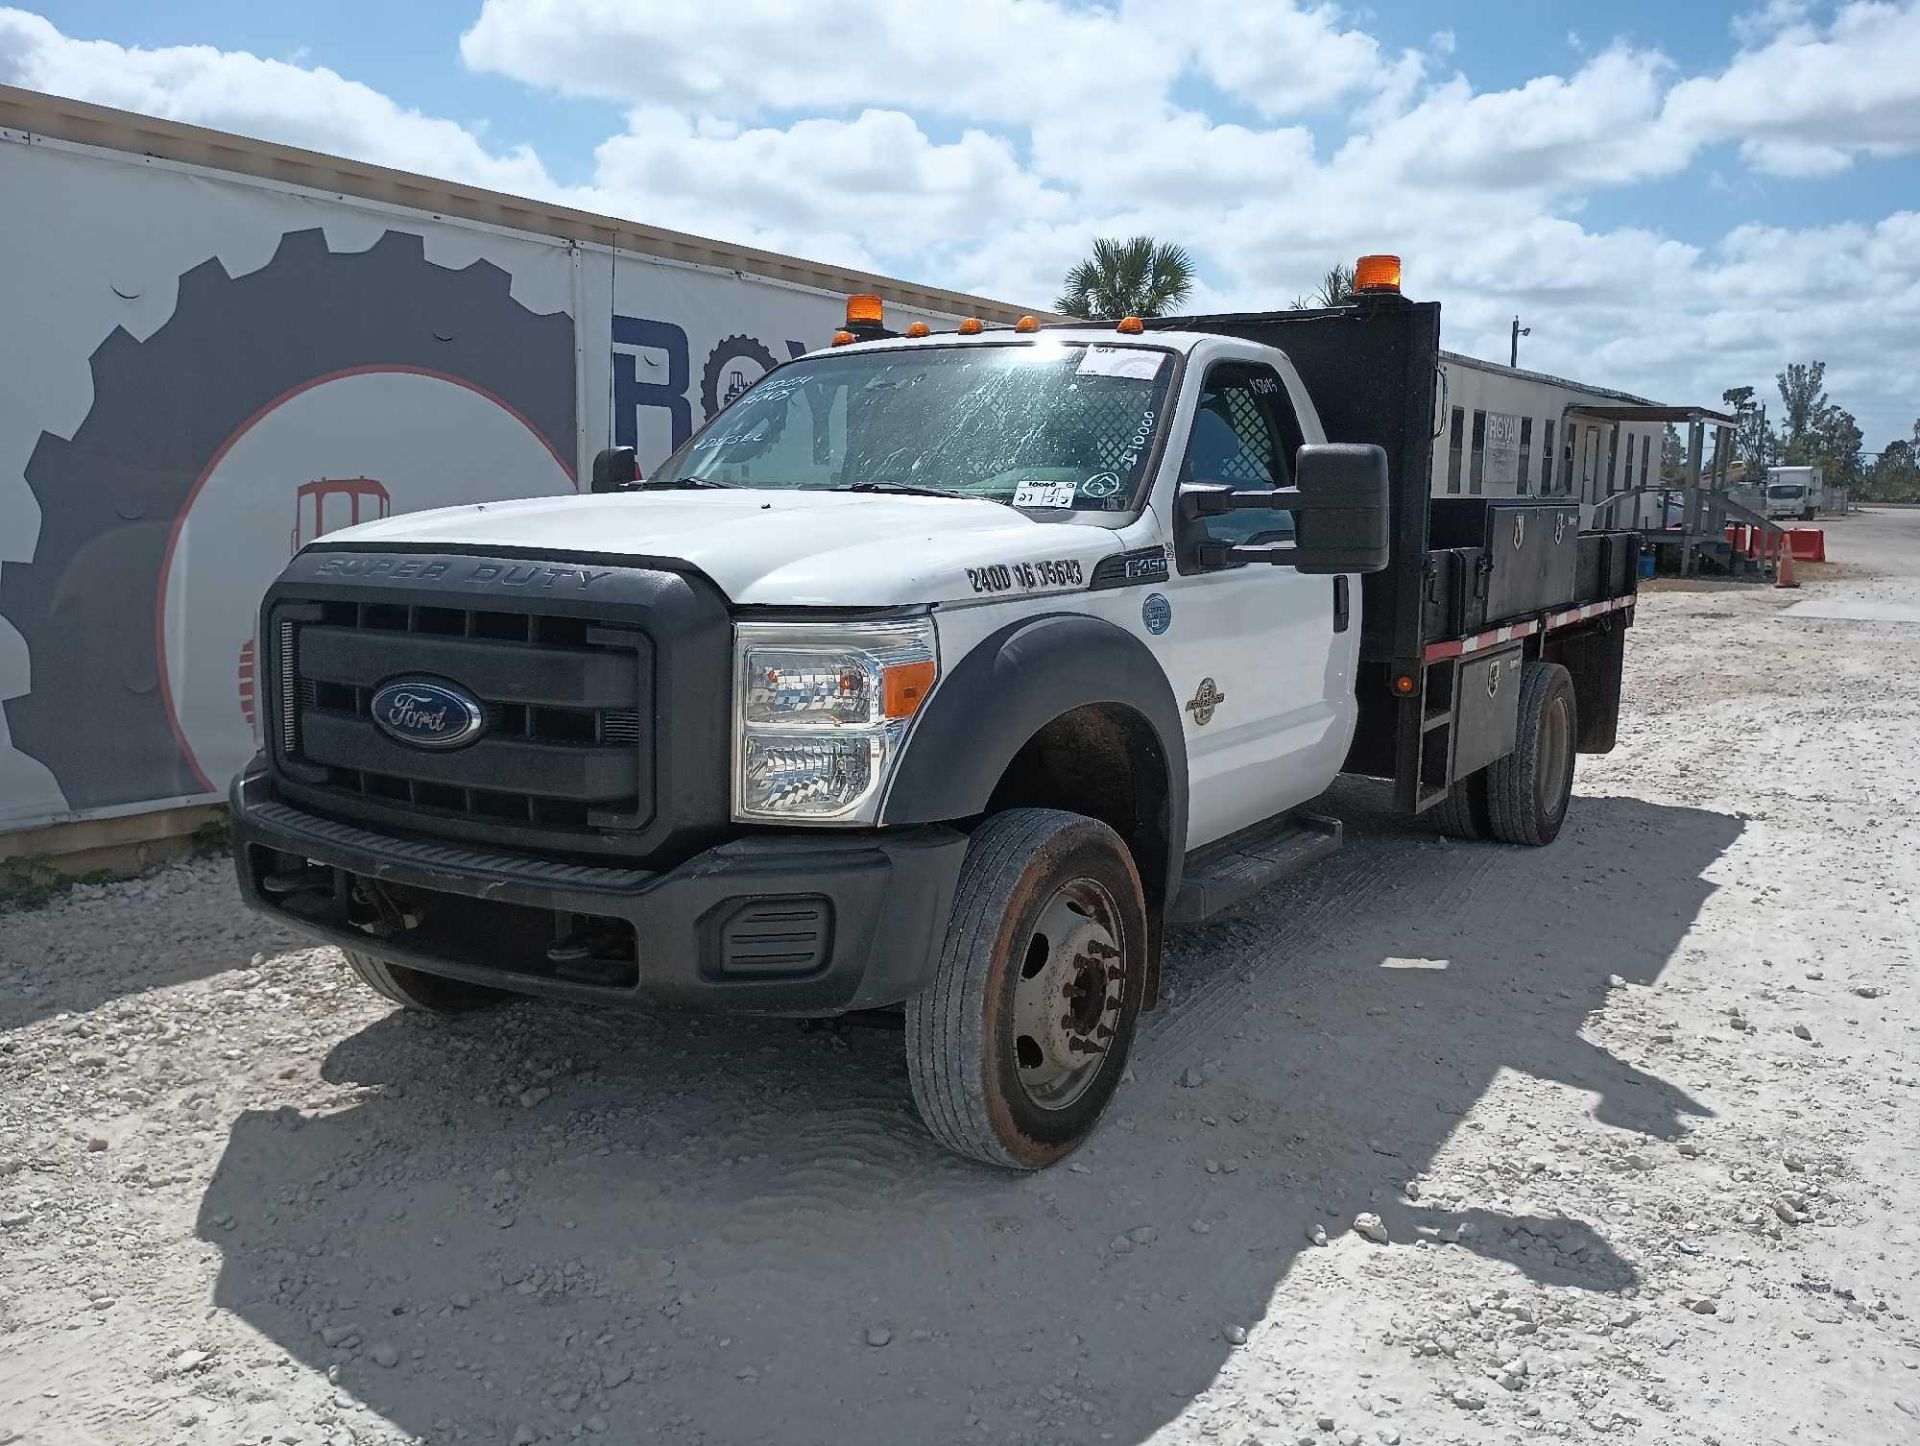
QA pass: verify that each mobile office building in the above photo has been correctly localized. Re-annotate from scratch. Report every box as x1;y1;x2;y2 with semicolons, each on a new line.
1432;355;1669;515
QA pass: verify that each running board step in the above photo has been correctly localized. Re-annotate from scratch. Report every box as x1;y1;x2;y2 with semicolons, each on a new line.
1170;812;1342;924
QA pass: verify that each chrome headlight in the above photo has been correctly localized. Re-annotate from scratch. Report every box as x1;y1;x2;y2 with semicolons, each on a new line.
732;617;938;823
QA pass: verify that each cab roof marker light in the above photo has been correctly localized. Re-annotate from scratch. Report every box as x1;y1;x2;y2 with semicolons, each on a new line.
905;321;931;338
1115;315;1145;334
957;317;984;335
830;329;856;347
1014;315;1040;333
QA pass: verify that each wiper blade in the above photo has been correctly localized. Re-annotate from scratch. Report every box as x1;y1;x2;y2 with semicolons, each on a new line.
830;481;965;499
630;477;730;490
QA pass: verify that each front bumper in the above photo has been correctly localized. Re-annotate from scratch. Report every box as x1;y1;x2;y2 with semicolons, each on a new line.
231;763;966;1014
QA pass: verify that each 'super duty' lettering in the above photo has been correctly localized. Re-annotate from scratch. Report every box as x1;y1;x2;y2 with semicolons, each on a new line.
311;557;612;590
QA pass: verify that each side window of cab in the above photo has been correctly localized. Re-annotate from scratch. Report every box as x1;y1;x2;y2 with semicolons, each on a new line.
1179;362;1305;556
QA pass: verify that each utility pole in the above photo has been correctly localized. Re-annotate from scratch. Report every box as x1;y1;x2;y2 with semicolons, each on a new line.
1509;316;1531;369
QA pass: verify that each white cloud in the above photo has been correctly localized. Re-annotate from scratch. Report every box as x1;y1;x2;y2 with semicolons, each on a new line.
578;107;1066;272
1665;2;1920;175
460;0;1418;123
1732;0;1813;46
1152;0;1413;117
0;8;554;194
460;0;1171;125
1339;47;1683;192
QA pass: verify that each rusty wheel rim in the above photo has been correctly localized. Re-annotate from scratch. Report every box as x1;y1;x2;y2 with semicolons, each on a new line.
1009;877;1124;1111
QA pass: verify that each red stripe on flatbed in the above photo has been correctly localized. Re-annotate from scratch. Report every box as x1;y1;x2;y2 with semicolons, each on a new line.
1423;593;1635;664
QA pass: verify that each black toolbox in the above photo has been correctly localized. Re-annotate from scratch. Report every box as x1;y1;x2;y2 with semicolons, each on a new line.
1574;530;1641;605
1428;499;1582;629
1421;545;1484;642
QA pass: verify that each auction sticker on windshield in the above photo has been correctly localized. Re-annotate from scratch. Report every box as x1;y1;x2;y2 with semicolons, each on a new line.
1012;481;1079;509
1077;347;1165;381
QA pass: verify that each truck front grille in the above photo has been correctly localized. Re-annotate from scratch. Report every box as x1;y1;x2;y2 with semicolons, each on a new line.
269;598;652;842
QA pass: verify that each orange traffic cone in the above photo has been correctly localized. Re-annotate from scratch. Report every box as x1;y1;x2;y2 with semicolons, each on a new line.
1775;535;1799;588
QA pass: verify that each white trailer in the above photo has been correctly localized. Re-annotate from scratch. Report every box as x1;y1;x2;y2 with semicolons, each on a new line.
1430;354;1670;522
0;85;1028;840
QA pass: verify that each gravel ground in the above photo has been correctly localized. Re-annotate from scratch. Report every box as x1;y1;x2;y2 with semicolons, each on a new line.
3;511;1917;1446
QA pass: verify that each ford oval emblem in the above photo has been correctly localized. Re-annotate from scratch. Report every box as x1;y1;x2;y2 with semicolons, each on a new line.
370;678;487;750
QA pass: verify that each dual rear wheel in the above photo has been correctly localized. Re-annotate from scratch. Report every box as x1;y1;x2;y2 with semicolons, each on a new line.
1433;661;1578;847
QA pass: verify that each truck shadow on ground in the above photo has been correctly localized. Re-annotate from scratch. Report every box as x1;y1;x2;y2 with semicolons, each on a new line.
197;787;1737;1446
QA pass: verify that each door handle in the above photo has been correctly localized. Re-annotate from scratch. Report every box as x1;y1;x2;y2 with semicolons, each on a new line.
1333;576;1350;633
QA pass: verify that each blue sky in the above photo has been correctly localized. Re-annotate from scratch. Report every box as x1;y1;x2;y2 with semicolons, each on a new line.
6;1;1918;444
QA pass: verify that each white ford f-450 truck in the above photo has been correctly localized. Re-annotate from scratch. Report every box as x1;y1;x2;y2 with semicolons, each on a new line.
232;260;1642;1168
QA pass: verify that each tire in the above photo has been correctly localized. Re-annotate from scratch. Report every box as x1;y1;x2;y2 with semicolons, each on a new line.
1430;769;1490;840
343;950;508;1014
1485;662;1577;846
0;228;575;813
906;808;1147;1169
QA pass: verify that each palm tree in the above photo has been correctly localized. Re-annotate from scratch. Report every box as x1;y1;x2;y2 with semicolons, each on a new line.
1291;263;1356;310
1056;237;1196;319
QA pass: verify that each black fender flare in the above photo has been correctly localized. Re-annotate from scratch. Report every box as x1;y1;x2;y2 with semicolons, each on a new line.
881;612;1188;920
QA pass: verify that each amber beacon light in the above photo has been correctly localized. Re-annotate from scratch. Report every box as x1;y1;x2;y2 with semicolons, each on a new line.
845;293;885;326
1354;254;1403;295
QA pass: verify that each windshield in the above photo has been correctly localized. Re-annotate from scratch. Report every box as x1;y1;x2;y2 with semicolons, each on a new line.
649;341;1175;511
1767;484;1805;498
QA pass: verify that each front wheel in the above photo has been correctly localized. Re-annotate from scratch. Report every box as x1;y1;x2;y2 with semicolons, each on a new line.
1485;662;1577;846
906;809;1147;1169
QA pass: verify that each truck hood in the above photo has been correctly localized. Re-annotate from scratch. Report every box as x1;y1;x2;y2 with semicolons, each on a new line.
318;489;1127;606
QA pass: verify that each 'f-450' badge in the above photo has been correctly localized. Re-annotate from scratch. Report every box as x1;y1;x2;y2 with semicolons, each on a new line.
1184;677;1227;726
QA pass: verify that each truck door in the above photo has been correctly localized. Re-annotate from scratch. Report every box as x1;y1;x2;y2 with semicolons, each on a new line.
1161;359;1359;849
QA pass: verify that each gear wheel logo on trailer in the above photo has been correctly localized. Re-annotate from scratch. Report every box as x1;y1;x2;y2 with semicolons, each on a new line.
0;228;578;817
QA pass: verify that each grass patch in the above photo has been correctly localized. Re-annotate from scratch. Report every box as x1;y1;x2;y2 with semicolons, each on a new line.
191;809;232;857
0;854;117;914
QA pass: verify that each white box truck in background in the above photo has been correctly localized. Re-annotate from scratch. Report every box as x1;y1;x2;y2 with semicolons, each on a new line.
1764;465;1822;521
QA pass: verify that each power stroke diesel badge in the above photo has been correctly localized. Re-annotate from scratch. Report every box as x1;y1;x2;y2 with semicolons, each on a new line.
370;678;488;750
1184;678;1227;727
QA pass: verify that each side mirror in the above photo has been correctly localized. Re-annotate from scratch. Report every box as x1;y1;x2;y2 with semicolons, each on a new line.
1183;443;1391;574
590;446;640;493
1290;443;1390;574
